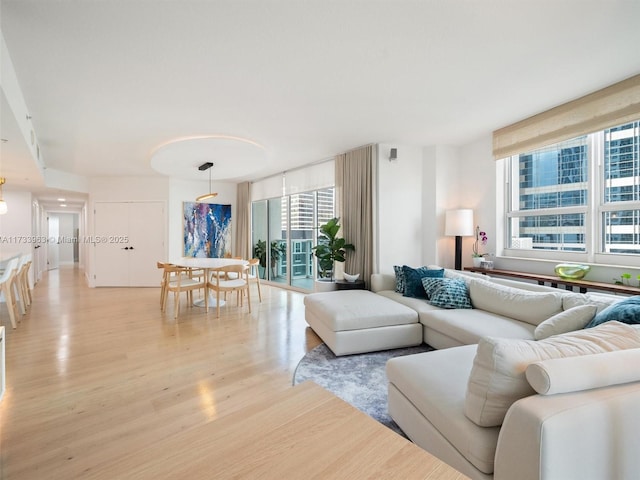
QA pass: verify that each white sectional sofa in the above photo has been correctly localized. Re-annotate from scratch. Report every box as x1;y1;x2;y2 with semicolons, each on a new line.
305;268;640;479
371;269;624;350
369;269;640;480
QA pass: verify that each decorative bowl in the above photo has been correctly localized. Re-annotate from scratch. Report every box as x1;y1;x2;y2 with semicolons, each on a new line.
343;272;360;283
554;263;591;280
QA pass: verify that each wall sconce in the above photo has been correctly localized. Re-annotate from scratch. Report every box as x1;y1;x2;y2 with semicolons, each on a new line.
445;209;474;270
0;178;8;215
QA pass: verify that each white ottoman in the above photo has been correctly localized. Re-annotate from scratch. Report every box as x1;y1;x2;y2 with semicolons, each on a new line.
304;290;422;356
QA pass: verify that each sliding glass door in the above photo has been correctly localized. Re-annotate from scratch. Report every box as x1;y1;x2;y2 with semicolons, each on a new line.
251;187;334;291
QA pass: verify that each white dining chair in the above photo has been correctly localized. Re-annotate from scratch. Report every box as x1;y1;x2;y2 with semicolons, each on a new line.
207;264;251;318
0;258;20;329
162;264;206;319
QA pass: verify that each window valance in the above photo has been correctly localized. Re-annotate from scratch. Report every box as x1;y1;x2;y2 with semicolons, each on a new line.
493;74;640;159
250;159;335;201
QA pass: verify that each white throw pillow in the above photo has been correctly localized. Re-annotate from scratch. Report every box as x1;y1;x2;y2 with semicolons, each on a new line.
534;305;598;340
526;349;640;395
468;278;563;326
562;292;623;314
464;321;640;427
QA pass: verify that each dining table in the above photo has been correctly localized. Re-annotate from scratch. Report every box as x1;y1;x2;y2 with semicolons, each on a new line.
170;257;248;309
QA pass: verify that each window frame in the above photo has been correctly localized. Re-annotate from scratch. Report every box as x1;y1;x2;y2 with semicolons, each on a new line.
501;120;640;268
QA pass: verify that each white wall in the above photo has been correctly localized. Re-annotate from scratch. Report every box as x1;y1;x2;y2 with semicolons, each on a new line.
168;178;237;260
376;144;424;274
0;190;33;259
455;135;496;268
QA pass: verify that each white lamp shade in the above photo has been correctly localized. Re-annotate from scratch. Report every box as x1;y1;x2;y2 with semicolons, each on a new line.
0;200;7;215
445;209;474;236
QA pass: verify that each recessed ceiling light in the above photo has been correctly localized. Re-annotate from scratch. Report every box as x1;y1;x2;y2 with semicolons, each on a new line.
57;198;66;201
60;204;67;207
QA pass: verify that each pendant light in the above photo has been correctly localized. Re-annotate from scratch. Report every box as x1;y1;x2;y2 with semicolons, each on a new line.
196;162;218;202
0;178;7;215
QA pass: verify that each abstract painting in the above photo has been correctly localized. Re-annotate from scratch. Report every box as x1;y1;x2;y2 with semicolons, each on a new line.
183;202;232;258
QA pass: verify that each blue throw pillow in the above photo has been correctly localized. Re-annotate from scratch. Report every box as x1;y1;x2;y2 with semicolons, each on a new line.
393;265;405;293
585;296;640;328
422;277;473;309
402;265;444;298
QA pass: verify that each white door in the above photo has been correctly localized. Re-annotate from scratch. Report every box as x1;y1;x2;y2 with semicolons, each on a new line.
94;202;165;287
47;216;59;270
128;202;165;286
94;202;130;286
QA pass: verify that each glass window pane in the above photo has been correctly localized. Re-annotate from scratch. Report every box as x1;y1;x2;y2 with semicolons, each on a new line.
603;209;640;254
604;121;640;204
517;138;588;211
290;193;315;290
509;213;586;252
269;197;287;284
251;201;268;280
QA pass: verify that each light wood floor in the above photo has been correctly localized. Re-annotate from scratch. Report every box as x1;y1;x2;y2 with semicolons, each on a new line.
0;266;321;479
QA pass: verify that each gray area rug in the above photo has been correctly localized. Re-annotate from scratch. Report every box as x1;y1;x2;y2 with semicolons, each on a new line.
293;343;433;436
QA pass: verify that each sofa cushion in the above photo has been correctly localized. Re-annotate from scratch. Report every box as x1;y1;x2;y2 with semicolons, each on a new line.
534;305;598;340
402;265;444;299
585;296;640;328
386;345;500;474
464;321;640;427
420;308;535;345
468;278;563;326
444;269;492;285
303;290;418;331
525;348;640;395
422;277;472;309
562;291;623;313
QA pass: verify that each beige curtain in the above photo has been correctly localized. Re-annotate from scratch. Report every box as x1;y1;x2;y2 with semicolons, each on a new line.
234;182;251;259
493;73;640;159
335;145;374;289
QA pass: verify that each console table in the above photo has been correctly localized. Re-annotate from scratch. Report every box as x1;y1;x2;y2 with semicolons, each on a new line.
91;381;468;479
335;279;366;290
465;267;640;295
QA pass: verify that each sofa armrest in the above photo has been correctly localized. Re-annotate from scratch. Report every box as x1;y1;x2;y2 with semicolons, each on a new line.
494;381;640;480
526;349;640;395
371;273;395;293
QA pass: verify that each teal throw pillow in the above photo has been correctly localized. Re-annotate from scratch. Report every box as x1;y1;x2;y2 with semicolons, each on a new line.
402;266;444;299
585;296;640;328
393;265;405;293
422;277;473;309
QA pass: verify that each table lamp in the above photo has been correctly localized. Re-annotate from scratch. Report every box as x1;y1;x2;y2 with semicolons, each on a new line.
445;209;474;270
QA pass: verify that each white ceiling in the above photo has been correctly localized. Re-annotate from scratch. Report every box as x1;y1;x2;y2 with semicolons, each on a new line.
1;0;639;209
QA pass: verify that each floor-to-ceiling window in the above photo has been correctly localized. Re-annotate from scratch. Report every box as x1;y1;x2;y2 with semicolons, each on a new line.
250;161;335;291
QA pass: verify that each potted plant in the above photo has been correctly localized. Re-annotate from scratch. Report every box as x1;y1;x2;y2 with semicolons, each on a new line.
472;226;488;268
312;217;354;282
253;239;287;279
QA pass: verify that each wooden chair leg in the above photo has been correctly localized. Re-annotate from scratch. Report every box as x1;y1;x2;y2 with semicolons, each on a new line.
2;284;17;329
174;291;180;319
